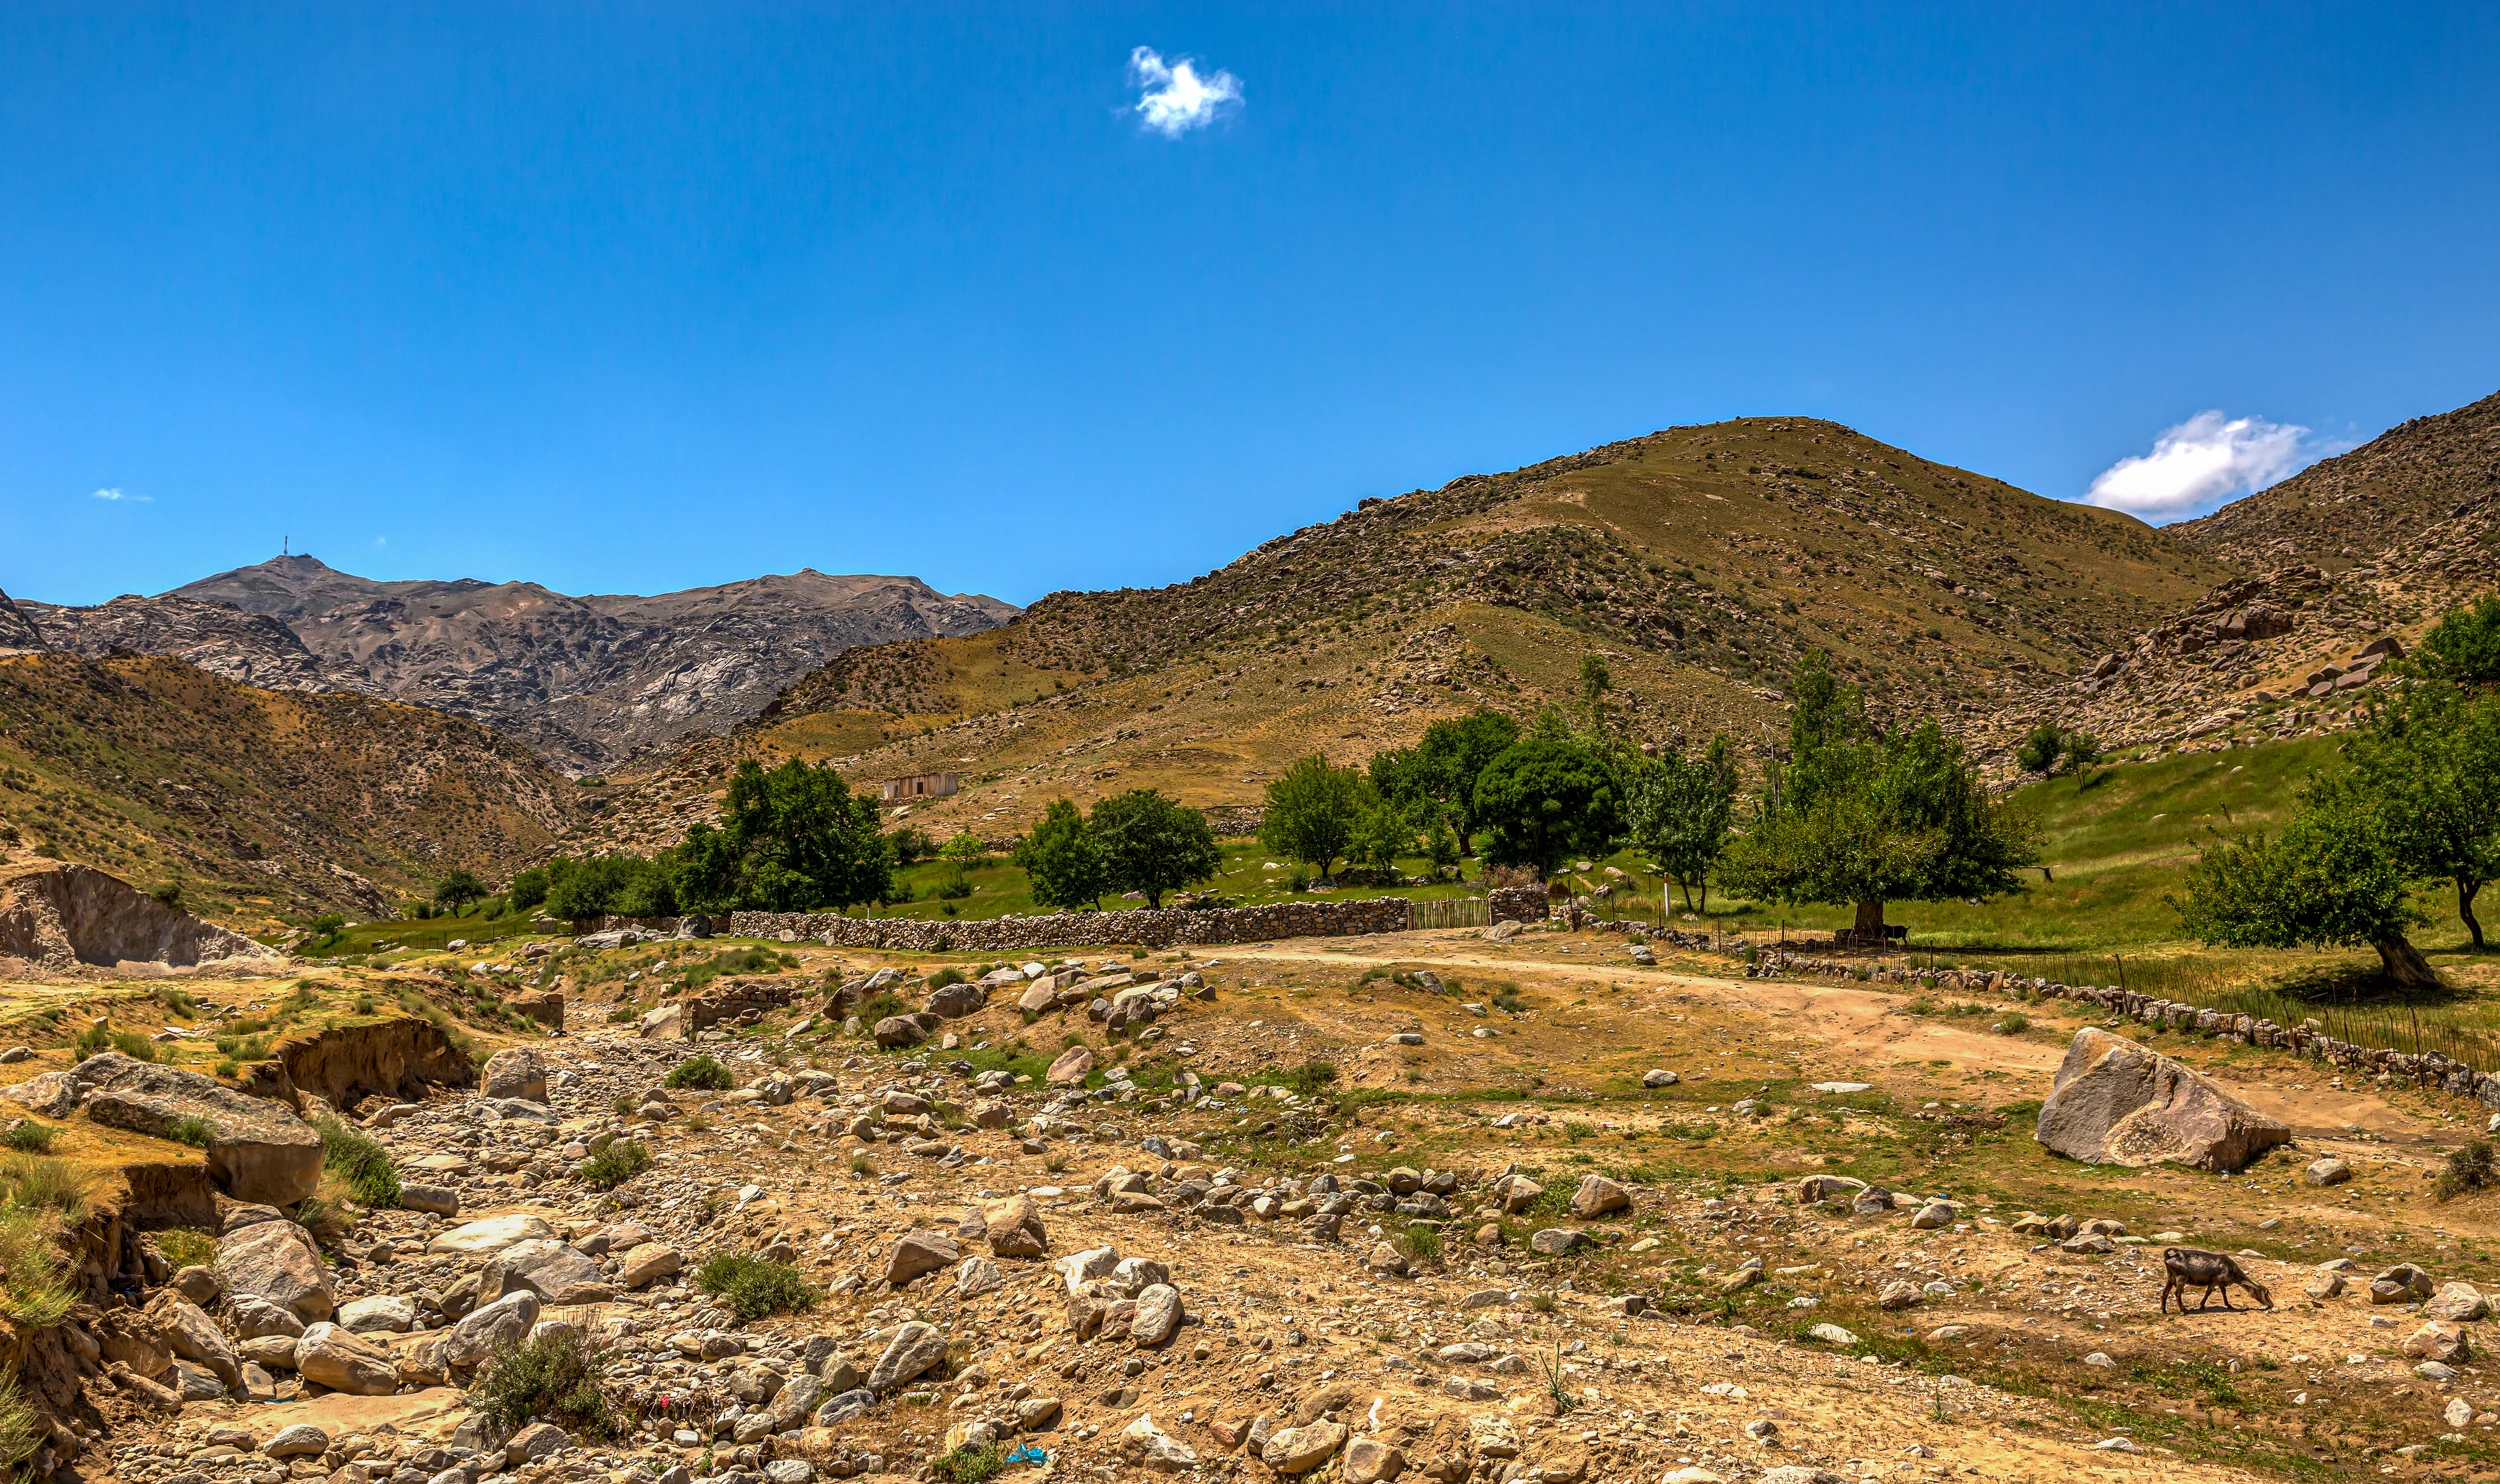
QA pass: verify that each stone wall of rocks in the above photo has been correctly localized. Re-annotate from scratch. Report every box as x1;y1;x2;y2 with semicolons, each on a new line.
1485;886;1552;925
1744;947;2500;1108
728;897;1423;953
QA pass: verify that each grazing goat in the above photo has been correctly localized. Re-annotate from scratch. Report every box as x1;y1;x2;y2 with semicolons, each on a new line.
2160;1246;2273;1314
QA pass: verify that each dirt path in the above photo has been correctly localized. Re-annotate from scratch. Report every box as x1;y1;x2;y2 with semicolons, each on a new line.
1220;934;2436;1141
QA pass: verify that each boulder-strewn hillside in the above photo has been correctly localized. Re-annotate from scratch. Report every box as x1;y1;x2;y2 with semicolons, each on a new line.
0;653;582;929
24;556;1021;771
2014;388;2500;758
579;416;2236;850
2173;388;2500;570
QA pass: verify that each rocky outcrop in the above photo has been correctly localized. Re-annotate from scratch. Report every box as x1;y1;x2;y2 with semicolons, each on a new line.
3;1052;324;1203
277;1018;475;1108
0;587;45;656
0;863;269;970
2036;1028;2290;1173
45;554;1021;771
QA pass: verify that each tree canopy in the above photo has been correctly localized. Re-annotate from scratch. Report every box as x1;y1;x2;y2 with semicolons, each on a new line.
1628;737;1739;911
1719;654;2034;934
2403;594;2500;688
1369;709;1519;853
1013;798;1110;911
1090;789;1222;908
432;869;488;914
2177;787;2438;988
1471;734;1623;873
1262;755;1372;877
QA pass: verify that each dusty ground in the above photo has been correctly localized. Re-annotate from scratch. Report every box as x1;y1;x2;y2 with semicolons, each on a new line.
25;918;2500;1483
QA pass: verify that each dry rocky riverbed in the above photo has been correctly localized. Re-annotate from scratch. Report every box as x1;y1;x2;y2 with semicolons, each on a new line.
34;923;2500;1484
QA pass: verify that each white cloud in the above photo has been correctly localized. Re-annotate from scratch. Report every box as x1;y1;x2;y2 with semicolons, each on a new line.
2083;411;2323;521
89;487;149;503
1129;46;1241;137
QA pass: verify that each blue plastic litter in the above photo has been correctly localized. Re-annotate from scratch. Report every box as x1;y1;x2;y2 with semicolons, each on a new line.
1004;1446;1049;1465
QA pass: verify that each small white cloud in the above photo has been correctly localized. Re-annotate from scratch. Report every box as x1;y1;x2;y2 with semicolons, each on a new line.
90;486;150;503
2083;411;2328;521
1129;46;1241;137
373;536;388;548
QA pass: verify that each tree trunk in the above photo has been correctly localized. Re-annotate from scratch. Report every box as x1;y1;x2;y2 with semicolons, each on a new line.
2461;878;2487;951
2374;936;2443;991
1853;900;1887;937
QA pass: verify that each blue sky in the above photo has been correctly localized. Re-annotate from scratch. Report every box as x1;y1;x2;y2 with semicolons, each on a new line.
5;4;2495;608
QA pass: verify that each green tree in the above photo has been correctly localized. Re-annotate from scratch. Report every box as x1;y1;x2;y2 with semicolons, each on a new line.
2403;595;2500;687
2016;722;2103;779
1089;790;1221;908
433;869;488;916
2339;677;2500;948
1348;799;1416;875
1719;654;2035;938
1013;798;1110;911
716;759;893;912
2178;789;2439;989
543;854;670;920
1628;736;1739;912
1471;736;1624;873
1578;655;1614;732
506;866;551;913
939;831;989;864
1262;755;1372;878
1369;710;1519;855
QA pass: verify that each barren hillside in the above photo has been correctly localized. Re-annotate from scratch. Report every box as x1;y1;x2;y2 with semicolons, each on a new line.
0;653;582;929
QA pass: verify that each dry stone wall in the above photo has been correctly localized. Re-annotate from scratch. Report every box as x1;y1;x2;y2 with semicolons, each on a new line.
725;889;1551;954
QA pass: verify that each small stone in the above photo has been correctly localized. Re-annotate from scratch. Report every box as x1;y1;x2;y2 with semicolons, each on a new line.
2304;1158;2352;1187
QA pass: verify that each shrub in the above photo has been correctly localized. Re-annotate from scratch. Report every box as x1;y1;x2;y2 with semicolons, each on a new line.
663;1056;733;1091
0;1123;55;1155
147;880;183;908
315;1117;401;1207
469;1329;621;1437
154;1228;217;1270
693;1253;820;1322
1996;1011;2031;1035
578;1140;652;1190
932;1442;1007;1483
926;967;966;990
73;1026;158;1063
1261;1061;1338;1098
166;1116;217;1150
856;991;909;1026
2437;1140;2499;1202
293;1196;350;1244
1399;1223;1444;1266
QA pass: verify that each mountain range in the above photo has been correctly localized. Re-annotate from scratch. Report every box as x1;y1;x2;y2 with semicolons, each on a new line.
13;557;1019;770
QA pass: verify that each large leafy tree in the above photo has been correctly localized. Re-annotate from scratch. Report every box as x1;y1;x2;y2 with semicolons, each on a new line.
432;869;488;915
1013;798;1110;911
2339;682;2500;948
1471;735;1624;873
2178;788;2439;989
1348;798;1417;874
715;758;893;912
1628;736;1739;912
1090;789;1221;908
1719;654;2035;937
1262;755;1372;878
1370;709;1520;855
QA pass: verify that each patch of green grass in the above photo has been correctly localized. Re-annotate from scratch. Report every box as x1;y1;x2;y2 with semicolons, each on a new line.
692;1253;820;1322
314;1116;401;1207
663;1056;733;1091
165;1115;217;1149
73;1026;158;1062
0;1123;55;1155
153;1227;218;1270
1252;1060;1338;1098
578;1139;652;1190
930;1443;1006;1484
